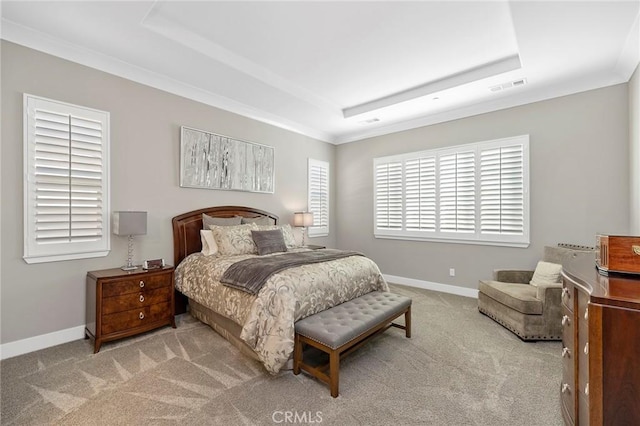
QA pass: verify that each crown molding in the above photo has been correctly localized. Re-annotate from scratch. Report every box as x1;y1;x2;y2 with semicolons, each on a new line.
1;19;336;144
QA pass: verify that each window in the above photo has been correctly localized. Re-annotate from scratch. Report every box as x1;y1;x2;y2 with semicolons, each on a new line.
23;94;110;263
374;135;529;247
308;158;329;237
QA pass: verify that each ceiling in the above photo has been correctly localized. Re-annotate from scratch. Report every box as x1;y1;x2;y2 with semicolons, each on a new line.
2;1;639;144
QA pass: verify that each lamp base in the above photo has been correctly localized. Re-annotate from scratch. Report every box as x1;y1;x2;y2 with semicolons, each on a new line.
120;258;141;271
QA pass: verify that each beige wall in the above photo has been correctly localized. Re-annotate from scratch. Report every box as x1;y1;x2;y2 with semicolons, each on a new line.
630;64;640;234
1;39;635;348
336;85;630;289
0;41;335;344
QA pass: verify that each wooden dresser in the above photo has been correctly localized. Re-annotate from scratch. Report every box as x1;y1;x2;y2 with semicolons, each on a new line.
85;266;175;353
561;254;640;425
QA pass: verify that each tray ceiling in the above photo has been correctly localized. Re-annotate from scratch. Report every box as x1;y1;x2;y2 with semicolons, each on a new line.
2;1;639;144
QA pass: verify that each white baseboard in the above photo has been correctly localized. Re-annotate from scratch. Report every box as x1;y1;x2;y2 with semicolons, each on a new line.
0;276;475;360
0;325;86;360
384;274;478;299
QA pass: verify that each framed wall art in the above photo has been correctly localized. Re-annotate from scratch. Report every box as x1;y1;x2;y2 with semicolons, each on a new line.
180;126;275;193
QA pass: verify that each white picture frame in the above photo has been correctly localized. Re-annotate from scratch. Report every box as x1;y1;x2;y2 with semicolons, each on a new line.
180;126;275;193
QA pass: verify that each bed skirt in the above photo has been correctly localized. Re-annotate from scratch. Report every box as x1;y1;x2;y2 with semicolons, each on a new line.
188;299;261;362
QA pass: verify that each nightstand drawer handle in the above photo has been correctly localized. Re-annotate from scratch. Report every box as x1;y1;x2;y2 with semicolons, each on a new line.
139;280;145;288
562;347;570;358
139;312;144;320
139;294;145;303
561;315;570;326
585;383;589;396
584;342;589;355
561;383;570;394
584;307;588;320
562;287;570;298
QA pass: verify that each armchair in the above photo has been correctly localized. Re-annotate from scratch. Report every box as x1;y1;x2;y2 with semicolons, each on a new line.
478;245;593;340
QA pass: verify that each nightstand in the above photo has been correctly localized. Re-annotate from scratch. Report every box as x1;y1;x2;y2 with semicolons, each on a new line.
305;245;326;250
85;266;175;353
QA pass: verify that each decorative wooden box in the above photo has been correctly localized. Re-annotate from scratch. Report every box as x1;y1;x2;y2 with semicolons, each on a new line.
596;234;640;275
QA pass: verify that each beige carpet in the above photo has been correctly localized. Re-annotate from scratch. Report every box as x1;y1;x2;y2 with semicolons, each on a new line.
1;285;563;425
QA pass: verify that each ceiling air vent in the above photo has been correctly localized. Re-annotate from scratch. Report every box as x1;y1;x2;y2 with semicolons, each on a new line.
358;118;380;125
489;78;527;92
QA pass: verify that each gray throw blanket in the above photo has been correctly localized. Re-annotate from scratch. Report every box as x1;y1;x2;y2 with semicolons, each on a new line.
221;249;363;295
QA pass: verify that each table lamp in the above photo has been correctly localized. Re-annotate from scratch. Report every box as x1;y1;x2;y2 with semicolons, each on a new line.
293;211;314;247
113;211;147;270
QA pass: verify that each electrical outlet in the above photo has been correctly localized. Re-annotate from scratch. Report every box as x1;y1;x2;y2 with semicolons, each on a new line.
449;268;455;277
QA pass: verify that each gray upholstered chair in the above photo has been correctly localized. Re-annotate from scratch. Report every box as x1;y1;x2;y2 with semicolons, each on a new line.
478;245;593;340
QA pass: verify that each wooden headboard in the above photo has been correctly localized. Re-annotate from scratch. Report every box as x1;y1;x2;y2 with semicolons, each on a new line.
171;205;279;267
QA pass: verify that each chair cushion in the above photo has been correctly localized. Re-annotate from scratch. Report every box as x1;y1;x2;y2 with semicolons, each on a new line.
478;280;543;315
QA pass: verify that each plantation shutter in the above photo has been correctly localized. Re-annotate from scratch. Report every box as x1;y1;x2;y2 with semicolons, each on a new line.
375;161;403;230
308;159;329;236
480;144;525;235
405;156;436;231
439;150;475;233
373;135;528;246
24;95;110;263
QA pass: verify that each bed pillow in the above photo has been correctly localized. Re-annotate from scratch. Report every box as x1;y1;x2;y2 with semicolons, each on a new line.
200;229;218;256
256;224;297;248
529;261;563;287
202;213;242;229
210;223;258;256
241;216;275;226
251;229;288;255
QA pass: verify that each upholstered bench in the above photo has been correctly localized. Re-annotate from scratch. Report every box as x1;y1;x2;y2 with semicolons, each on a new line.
293;291;412;397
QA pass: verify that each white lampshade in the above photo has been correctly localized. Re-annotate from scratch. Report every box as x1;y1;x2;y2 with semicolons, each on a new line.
113;211;147;236
293;212;314;227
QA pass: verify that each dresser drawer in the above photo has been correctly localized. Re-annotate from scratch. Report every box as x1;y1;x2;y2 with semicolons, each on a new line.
561;299;576;424
102;286;171;315
101;301;172;335
561;339;574;378
562;304;574;348
576;292;590;416
562;280;573;312
560;373;575;425
102;273;171;297
578;393;590;426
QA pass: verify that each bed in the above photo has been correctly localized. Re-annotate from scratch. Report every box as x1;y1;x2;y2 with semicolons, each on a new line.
172;206;389;374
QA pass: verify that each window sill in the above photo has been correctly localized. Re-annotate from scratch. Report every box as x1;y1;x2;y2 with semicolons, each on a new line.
24;250;110;264
374;233;529;248
308;233;329;238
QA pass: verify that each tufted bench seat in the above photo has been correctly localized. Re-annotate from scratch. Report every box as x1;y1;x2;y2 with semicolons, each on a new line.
293;291;412;397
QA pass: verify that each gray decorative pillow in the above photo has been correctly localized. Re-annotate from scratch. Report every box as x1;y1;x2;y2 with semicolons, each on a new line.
210;223;258;256
241;216;275;226
256;224;297;248
251;229;288;255
202;213;242;229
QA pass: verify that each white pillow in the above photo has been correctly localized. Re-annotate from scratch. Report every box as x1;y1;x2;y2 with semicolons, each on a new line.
530;261;562;287
200;229;218;256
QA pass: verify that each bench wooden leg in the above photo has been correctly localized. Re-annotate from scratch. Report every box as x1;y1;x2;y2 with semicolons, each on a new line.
293;333;301;375
295;297;412;398
329;349;340;398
